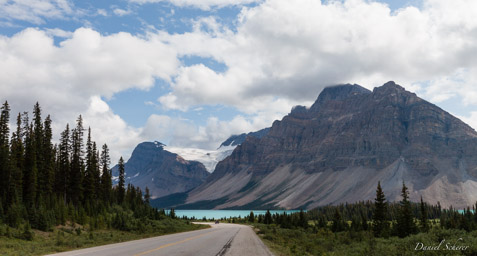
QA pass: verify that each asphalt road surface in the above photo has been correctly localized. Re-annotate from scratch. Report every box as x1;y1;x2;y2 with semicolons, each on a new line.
46;223;274;256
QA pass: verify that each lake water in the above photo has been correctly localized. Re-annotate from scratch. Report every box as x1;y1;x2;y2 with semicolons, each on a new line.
166;210;303;219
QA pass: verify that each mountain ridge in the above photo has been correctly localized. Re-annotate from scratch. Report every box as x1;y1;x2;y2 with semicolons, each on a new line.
113;141;209;199
164;81;477;209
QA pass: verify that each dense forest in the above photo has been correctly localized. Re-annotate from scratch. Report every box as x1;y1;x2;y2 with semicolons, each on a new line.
0;101;184;238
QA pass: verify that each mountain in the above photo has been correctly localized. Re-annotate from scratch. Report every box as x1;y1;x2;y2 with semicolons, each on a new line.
160;128;270;172
162;81;477;209
113;141;209;199
163;145;235;173
219;128;270;147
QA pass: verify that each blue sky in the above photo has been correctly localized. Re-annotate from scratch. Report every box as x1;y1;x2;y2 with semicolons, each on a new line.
1;0;476;162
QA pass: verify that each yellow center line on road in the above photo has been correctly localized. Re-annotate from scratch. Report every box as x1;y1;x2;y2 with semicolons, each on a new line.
133;230;216;256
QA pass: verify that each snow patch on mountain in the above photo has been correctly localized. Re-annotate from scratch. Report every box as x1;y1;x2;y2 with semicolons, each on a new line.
164;145;236;172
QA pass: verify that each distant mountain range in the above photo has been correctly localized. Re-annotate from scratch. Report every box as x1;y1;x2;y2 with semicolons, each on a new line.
152;81;477;209
112;141;209;199
114;130;269;199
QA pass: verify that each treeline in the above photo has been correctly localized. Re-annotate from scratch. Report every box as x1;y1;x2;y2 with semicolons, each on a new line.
0;101;157;234
246;181;477;238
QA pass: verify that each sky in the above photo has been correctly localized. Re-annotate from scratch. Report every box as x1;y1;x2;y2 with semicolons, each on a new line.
1;0;477;163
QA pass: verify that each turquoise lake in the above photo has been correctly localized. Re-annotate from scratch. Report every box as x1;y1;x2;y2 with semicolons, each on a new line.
165;210;303;219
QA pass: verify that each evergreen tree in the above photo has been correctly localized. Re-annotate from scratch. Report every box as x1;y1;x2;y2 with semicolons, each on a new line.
69;116;84;205
41;115;55;199
100;144;112;202
350;214;362;231
299;209;308;228
10;113;25;203
372;181;388;237
264;210;272;224
32;103;46;202
56;124;70;203
144;187;150;205
0;101;10;205
331;208;346;232
395;182;417;237
419;196;430;232
248;211;255;223
83;127;96;202
23;124;38;208
0;101;172;235
117;156;125;204
93;142;101;200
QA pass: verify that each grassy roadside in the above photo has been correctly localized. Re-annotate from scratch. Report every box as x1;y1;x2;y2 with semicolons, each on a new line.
252;223;477;256
0;219;209;256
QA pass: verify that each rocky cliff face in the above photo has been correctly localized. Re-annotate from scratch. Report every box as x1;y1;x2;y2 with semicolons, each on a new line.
113;141;209;199
219;128;270;147
182;82;477;209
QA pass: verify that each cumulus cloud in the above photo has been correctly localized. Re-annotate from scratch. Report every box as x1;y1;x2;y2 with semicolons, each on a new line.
0;0;74;24
80;97;142;162
2;0;477;162
141;113;275;150
158;0;477;117
129;0;259;11
0;27;179;162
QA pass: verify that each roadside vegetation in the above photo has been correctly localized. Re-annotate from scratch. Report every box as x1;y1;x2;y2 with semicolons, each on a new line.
0;102;207;255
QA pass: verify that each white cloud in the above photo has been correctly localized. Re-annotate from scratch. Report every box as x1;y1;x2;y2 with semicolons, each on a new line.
157;0;477;121
97;9;108;16
0;27;180;162
2;0;477;163
129;0;259;11
0;0;74;24
83;97;142;163
141;113;275;150
413;68;477;107
113;8;131;16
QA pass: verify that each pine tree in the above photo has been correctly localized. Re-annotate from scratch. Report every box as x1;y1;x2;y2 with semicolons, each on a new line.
83;128;96;202
10;113;25;203
69;116;84;205
299;209;308;228
41;115;55;199
0;101;11;205
331;208;346;232
93;142;101;200
32;103;45;202
419;196;430;232
395;182;417;237
56;124;70;204
264;210;272;224
117;157;125;204
23;124;38;208
372;181;388;237
100;144;112;202
144;187;151;205
248;211;255;222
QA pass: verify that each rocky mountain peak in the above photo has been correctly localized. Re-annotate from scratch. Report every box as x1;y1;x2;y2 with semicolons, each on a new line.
373;80;406;94
113;141;209;199
179;81;477;210
309;83;371;112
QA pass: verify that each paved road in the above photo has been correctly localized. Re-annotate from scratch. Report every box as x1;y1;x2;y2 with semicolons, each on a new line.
46;223;274;256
